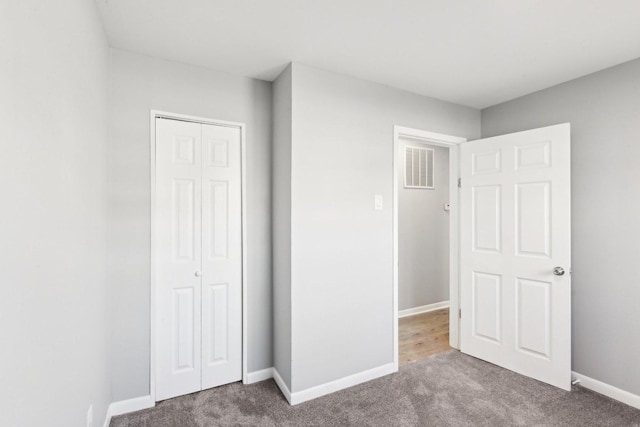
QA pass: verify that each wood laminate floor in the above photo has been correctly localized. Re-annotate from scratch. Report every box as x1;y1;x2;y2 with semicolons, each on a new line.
398;308;451;366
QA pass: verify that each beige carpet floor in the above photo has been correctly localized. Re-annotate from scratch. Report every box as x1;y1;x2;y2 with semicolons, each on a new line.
111;350;640;426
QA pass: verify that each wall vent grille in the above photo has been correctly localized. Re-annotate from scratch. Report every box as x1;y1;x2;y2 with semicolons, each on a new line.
404;146;434;189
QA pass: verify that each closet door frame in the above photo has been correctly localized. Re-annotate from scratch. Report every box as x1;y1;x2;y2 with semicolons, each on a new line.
149;110;248;403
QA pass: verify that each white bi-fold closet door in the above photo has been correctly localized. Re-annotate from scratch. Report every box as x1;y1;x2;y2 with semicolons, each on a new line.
155;117;242;401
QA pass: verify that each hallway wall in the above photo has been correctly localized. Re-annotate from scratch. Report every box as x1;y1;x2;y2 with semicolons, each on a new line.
398;142;450;311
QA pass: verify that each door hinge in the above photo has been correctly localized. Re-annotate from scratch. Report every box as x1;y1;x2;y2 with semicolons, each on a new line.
458;178;462;188
458;308;462;318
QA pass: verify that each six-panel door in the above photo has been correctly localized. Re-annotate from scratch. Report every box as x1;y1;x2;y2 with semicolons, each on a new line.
155;118;242;401
460;123;571;390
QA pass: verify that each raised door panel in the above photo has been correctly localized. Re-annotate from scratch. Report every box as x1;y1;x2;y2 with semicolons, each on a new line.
208;181;229;259
472;185;502;253
472;272;502;343
173;287;196;372
516;278;551;359
173;179;196;260
207;139;229;168
472;149;501;175
516;182;551;258
515;141;551;170
172;136;196;165
205;283;229;365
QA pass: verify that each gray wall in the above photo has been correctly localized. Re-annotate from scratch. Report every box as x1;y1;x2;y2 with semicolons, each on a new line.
272;65;293;385
482;58;640;396
0;1;111;426
108;49;273;400
398;143;450;311
288;63;480;392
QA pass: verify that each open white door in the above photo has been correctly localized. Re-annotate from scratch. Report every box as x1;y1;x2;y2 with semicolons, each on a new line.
460;123;571;390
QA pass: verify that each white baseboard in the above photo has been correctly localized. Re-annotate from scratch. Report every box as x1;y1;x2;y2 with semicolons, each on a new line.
103;405;112;427
287;363;396;405
246;367;275;384
103;395;155;427
572;371;640;409
272;368;292;404
99;370;639;425
103;364;398;421
398;300;449;318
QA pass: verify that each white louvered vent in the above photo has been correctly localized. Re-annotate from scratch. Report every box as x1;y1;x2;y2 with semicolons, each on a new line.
404;146;434;189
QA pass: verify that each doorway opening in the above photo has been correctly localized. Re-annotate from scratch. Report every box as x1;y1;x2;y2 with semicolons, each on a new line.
392;126;465;369
398;140;451;364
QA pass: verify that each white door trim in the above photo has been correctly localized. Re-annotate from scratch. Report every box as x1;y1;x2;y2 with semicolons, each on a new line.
392;125;466;370
149;110;248;402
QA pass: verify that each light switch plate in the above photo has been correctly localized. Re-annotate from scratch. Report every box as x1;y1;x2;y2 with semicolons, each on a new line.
374;195;383;210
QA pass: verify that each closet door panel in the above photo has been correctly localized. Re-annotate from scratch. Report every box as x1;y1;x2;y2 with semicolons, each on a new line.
201;124;243;389
155;118;203;401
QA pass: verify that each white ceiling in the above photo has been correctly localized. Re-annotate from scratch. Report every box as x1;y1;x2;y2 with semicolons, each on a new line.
96;0;640;109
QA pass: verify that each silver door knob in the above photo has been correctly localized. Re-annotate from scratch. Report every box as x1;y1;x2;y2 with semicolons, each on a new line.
195;271;202;277
553;267;565;276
